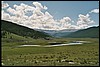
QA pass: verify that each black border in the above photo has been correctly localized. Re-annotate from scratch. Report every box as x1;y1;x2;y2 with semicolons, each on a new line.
1;0;99;67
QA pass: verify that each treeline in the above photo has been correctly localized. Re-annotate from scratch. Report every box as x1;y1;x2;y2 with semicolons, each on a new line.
1;20;51;39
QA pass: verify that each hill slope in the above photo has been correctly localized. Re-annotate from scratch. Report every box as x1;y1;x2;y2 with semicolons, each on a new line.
63;26;99;38
1;20;51;39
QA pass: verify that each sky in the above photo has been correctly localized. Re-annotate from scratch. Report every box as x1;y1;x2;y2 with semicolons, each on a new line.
2;1;99;30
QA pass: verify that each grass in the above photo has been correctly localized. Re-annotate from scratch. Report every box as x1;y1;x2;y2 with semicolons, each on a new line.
1;38;99;66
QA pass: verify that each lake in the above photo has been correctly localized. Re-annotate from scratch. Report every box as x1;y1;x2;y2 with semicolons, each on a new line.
18;41;89;47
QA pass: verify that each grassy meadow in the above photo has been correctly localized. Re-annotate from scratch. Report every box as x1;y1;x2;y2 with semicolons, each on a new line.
1;38;99;66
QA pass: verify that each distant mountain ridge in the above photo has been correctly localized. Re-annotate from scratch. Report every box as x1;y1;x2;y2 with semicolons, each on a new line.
1;20;51;39
63;26;99;38
35;29;78;37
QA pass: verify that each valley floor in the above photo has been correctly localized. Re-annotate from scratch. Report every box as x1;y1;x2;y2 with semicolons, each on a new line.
1;38;99;66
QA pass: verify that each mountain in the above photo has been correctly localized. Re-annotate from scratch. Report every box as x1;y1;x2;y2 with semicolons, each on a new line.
1;20;51;39
35;29;78;38
63;26;99;38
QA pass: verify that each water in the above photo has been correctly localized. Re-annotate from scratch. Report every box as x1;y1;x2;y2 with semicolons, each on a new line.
18;41;87;47
43;42;83;47
20;45;40;47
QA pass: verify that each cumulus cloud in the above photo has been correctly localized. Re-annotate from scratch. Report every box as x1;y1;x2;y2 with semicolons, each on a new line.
2;10;10;21
57;17;78;29
7;7;16;15
34;9;44;16
33;2;44;10
2;1;96;30
2;1;9;9
60;17;71;23
77;14;94;29
89;9;99;14
44;6;48;10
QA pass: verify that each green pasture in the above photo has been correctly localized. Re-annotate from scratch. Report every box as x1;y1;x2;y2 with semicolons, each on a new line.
1;38;99;66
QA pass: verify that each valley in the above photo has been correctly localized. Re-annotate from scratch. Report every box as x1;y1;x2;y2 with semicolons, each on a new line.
1;20;99;66
1;1;99;66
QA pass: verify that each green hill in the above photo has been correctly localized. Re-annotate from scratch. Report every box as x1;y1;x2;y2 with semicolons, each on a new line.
63;26;99;38
1;30;34;42
1;20;51;39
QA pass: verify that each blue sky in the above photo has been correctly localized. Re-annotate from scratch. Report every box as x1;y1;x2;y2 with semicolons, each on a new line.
4;1;99;25
2;1;99;30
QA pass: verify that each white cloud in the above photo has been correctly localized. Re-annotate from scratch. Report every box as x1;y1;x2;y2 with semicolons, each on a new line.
33;2;44;10
15;4;24;10
89;9;99;14
2;1;96;30
1;1;4;4
2;1;76;30
89;1;99;14
77;14;95;29
44;6;48;10
20;3;28;8
2;10;10;21
58;17;77;29
2;1;9;9
7;7;16;15
60;17;71;23
34;9;44;16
